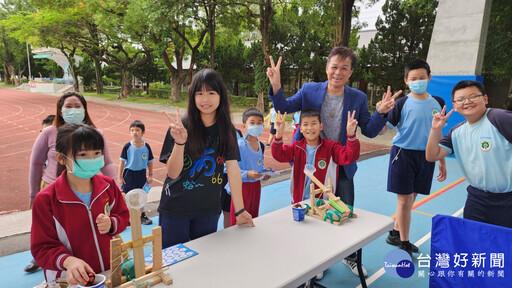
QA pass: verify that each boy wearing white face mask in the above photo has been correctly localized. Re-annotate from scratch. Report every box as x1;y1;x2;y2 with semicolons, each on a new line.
228;108;270;224
380;59;447;257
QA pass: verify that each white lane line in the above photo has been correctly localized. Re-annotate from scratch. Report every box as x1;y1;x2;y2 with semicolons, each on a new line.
355;207;465;288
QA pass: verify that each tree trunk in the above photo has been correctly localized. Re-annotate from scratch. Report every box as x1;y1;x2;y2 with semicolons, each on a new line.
234;81;239;96
256;0;273;112
340;0;354;47
7;65;19;86
170;69;187;103
207;3;216;69
68;62;79;91
119;68;132;99
3;62;11;85
94;58;104;94
17;67;25;86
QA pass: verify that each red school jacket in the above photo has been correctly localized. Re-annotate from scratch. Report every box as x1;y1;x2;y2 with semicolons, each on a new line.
31;171;130;282
272;136;360;204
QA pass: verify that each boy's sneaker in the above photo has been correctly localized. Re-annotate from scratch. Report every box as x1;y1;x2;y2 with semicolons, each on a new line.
343;259;368;277
141;212;153;225
24;258;40;273
399;242;413;258
386;231;419;253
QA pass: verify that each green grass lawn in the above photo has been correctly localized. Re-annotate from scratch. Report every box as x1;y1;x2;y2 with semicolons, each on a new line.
0;83;16;88
81;90;261;112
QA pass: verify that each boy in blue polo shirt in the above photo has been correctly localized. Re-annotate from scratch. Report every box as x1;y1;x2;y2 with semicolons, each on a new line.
426;80;512;228
381;59;447;256
119;120;154;225
229;108;270;224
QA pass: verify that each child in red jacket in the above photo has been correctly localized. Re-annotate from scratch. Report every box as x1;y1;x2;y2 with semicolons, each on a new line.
31;123;130;286
272;108;360;204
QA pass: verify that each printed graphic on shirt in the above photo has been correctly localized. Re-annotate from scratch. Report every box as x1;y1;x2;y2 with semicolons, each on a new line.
183;154;193;170
318;160;327;169
432;109;440;116
257;157;262;166
189;149;216;178
480;139;492;151
142;153;148;160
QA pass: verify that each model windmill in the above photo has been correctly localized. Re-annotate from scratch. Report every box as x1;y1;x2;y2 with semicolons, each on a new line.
107;189;173;288
303;164;356;225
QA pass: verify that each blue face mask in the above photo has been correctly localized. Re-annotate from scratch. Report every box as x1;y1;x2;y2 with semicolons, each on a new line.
62;108;85;124
408;80;428;95
247;125;264;137
64;155;104;179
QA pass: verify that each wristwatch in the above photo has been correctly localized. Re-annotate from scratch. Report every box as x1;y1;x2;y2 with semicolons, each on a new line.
234;208;246;217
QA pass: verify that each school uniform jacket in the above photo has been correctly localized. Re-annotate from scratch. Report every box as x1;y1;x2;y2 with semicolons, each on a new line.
31;171;130;282
272;136;360;204
270;83;387;179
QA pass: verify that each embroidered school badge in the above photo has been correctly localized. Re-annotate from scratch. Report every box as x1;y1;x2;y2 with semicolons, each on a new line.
432;109;440;116
104;202;110;216
142;153;148;159
257;158;262;166
318;160;327;169
479;140;491;151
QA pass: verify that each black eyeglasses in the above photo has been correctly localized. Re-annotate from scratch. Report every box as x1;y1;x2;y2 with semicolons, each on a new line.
453;94;483;104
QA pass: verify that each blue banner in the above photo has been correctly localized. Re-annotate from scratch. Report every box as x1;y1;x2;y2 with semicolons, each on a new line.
430;215;512;287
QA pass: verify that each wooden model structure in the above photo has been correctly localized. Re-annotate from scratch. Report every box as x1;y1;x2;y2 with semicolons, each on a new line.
304;169;357;226
107;190;173;288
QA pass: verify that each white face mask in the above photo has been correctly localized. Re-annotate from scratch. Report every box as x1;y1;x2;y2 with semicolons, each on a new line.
62;108;85;124
247;125;264;137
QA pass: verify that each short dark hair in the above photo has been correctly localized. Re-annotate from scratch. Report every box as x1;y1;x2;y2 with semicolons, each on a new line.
327;46;357;70
42;115;55;126
300;108;321;123
242;108;264;124
404;59;431;79
130;120;145;132
451;80;486;99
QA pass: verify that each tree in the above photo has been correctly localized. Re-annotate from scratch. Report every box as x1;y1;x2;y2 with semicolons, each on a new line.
483;0;512;82
143;0;208;102
358;0;438;92
0;0;33;85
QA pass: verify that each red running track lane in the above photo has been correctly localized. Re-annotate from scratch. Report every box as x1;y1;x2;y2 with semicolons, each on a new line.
0;88;389;214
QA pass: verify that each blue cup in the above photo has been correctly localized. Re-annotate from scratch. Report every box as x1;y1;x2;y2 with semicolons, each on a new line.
292;204;306;222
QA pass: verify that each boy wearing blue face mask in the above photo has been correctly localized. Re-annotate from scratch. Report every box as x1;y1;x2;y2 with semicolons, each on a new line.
380;59;447;257
228;108;270;224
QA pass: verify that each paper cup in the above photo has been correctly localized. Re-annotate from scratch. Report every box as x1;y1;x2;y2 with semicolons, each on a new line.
292;204;306;222
77;274;106;288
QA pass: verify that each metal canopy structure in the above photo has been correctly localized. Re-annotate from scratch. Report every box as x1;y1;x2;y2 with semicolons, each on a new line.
32;47;83;80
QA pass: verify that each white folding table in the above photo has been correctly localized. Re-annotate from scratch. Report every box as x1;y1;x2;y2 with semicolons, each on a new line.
152;206;393;288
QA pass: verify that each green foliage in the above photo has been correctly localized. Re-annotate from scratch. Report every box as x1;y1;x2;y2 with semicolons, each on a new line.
483;0;512;82
149;82;172;90
357;0;438;93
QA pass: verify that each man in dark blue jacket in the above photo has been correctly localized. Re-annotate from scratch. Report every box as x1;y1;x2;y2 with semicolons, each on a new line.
267;45;400;278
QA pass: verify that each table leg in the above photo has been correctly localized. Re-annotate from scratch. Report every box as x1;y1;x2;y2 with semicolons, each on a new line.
356;248;367;288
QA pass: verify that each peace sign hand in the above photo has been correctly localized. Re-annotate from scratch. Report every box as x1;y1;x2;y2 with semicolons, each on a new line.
346;110;358;136
376;86;402;114
163;108;188;145
274;110;287;133
431;105;453;131
266;56;282;93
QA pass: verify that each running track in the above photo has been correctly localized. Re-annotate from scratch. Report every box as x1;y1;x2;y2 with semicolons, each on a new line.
0;88;389;214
